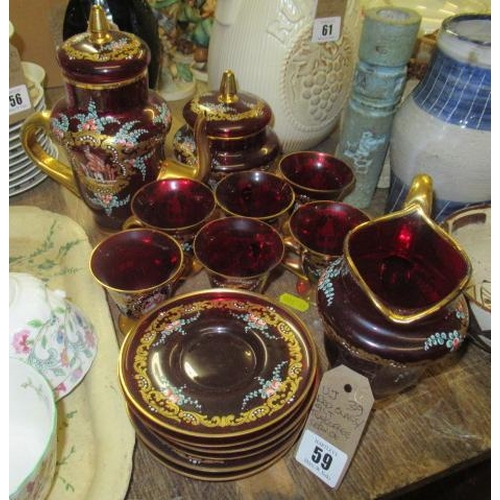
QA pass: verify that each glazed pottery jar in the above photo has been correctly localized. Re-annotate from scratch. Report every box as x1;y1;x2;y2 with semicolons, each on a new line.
207;0;362;152
173;70;281;187
21;5;173;230
387;14;491;222
317;175;471;400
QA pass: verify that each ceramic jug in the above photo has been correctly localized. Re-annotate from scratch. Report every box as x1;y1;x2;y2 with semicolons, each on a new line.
387;14;491;222
207;0;361;153
317;174;472;399
21;5;209;230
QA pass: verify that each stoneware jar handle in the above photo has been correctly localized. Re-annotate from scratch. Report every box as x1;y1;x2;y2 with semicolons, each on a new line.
20;110;80;197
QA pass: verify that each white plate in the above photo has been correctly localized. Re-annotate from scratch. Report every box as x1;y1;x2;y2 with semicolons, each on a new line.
442;205;491;350
9;134;49;164
9;139;47;163
9;162;40;182
10;138;53;174
9;128;45;150
9;168;47;193
9;172;48;197
9;156;36;174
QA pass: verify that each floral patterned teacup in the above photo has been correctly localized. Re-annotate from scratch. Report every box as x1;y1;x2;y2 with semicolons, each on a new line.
9;357;58;500
9;272;97;401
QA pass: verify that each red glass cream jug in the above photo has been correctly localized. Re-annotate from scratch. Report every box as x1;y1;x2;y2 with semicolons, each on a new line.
317;174;472;399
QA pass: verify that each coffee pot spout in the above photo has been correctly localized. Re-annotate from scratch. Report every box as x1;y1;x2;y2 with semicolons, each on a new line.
158;112;211;183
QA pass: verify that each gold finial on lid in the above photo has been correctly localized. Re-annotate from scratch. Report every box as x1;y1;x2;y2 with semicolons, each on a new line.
88;5;113;44
218;70;239;104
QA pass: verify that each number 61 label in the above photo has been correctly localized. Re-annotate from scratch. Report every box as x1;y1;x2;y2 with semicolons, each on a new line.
295;429;348;488
311;17;341;43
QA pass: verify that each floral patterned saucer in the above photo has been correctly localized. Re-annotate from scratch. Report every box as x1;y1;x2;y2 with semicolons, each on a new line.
9;272;97;400
119;288;318;440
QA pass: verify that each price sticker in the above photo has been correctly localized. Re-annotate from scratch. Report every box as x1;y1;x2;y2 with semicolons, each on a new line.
311;0;346;43
9;84;32;115
296;429;348;488
294;365;374;488
312;17;342;43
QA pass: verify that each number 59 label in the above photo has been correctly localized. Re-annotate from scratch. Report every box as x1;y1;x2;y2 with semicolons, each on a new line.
295;429;348;488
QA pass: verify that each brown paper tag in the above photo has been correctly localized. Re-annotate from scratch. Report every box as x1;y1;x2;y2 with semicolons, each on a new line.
295;365;374;488
314;0;347;19
311;0;347;42
9;43;34;125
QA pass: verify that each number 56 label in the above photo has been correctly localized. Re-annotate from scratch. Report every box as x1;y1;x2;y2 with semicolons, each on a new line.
295;429;348;488
9;84;32;115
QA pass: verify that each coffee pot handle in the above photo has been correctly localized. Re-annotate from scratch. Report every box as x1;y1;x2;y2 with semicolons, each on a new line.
21;110;80;196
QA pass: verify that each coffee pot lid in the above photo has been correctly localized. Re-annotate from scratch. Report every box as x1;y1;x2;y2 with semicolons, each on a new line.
56;5;150;86
182;70;273;139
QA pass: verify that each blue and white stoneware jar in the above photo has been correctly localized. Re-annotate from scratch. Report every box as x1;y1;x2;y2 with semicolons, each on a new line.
387;14;491;222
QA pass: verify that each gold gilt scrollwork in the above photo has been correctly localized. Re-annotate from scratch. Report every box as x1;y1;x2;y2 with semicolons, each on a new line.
189;96;266;122
132;299;306;430
64;34;143;62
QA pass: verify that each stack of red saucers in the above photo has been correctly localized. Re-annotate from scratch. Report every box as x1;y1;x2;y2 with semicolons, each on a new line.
118;288;320;481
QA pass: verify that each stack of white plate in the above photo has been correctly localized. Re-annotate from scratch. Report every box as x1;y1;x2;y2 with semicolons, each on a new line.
9;80;57;197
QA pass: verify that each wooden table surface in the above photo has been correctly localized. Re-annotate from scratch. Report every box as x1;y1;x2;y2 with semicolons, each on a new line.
10;87;491;500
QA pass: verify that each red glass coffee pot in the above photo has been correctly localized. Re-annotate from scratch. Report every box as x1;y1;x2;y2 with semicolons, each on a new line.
21;5;209;230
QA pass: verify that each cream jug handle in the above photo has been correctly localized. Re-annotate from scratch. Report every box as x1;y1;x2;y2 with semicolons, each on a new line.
21;110;80;196
403;173;433;216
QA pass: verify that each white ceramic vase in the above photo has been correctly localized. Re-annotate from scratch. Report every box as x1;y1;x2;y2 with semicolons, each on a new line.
207;0;361;153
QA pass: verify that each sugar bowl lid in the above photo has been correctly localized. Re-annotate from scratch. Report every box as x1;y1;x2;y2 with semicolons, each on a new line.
182;70;274;139
57;5;150;86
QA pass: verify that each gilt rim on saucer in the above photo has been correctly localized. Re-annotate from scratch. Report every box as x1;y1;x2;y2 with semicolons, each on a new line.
126;368;319;452
128;404;305;472
119;288;318;440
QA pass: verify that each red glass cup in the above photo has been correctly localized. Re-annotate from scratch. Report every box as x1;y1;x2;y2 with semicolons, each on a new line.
90;228;185;332
214;170;295;230
123;178;216;254
278;151;355;204
282;201;370;297
193;216;284;292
